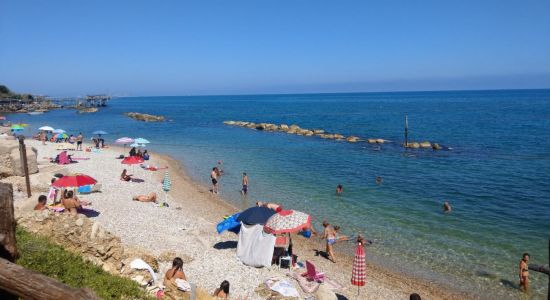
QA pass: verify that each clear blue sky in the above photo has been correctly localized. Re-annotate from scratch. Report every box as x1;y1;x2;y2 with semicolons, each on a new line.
1;0;549;96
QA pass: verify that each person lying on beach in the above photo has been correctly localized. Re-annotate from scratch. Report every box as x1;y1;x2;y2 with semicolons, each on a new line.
321;221;337;263
121;169;132;181
256;201;282;212
443;201;452;213
34;195;48;211
140;164;168;171
213;280;230;299
62;190;81;216
132;192;157;203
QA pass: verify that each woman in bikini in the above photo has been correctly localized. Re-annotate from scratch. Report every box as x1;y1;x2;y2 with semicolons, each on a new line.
519;253;530;291
62;190;81;216
322;221;337;263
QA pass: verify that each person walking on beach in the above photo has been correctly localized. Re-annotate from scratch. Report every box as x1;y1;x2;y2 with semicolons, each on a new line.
322;221;337;263
241;172;249;195
519;253;530;291
76;133;83;150
211;167;219;194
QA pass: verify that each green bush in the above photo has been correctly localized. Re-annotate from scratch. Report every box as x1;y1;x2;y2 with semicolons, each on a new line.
16;228;153;300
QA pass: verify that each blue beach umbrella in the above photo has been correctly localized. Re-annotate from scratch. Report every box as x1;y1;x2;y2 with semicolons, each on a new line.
134;138;150;144
236;206;276;225
130;143;145;148
93;130;108;135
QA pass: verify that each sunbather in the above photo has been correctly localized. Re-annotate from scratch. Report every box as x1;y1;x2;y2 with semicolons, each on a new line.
256;201;282;212
62;190;81;216
121;169;132;181
132;192;157;203
212;280;230;299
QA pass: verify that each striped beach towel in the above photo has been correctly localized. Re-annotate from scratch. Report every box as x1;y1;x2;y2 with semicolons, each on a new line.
351;243;366;286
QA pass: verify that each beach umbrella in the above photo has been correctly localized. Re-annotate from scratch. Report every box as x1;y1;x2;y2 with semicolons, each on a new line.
93;130;108;135
236;206;276;225
39;126;54;131
116;137;134;154
129;143;145;147
351;241;366;296
162;171;171;204
122;156;144;165
0;116;6;120
122;155;144;173
134;138;150;144
52;174;97;188
263;210;311;234
53;133;68;140
11;125;24;130
16;123;29;127
52;129;65;134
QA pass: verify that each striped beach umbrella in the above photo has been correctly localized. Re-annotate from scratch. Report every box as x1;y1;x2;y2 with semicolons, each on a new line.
162;171;171;192
351;241;366;295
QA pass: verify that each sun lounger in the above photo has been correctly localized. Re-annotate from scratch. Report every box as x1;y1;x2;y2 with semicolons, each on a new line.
302;260;325;282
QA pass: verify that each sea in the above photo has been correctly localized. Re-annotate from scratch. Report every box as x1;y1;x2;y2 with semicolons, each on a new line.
5;89;550;299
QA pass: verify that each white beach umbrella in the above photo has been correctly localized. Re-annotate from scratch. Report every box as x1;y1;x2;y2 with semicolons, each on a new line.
39;126;54;131
134;138;150;144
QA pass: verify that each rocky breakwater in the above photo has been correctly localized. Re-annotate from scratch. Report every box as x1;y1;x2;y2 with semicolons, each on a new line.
223;120;383;143
125;112;165;122
77;107;98;114
0;138;38;178
405;141;443;150
17;211;194;289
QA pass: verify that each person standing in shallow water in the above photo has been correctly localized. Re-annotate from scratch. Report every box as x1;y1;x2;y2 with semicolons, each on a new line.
241;172;249;195
519;253;530;291
211;167;219;194
443;201;452;213
336;184;343;195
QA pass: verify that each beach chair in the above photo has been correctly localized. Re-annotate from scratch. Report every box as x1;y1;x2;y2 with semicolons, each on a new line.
302;261;325;282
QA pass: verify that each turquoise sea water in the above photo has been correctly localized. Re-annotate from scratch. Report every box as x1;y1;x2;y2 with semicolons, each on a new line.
6;89;550;299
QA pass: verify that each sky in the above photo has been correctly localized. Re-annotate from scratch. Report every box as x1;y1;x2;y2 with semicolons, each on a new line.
1;0;550;96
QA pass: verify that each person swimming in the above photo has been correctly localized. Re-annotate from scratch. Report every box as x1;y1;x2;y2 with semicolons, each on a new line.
336;184;343;194
376;176;383;184
443;201;452;213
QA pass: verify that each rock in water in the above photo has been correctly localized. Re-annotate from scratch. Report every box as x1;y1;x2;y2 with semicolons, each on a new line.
124;112;165;122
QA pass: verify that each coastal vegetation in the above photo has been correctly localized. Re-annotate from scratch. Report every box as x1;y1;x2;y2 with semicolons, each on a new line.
0;84;33;100
16;228;152;300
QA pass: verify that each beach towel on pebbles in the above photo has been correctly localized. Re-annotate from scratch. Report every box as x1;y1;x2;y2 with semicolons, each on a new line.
236;222;276;268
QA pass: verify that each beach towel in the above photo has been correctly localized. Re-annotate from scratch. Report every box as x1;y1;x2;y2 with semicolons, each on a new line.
216;213;241;234
288;271;320;294
78;185;92;194
130;258;158;283
265;278;300;298
236;222;276;268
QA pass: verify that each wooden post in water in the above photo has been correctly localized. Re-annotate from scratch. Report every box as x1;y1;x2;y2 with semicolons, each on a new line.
18;136;31;198
404;114;409;148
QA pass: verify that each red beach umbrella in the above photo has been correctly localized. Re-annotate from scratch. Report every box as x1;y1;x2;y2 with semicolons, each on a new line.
263;210;311;234
52;174;97;188
351;241;366;295
121;156;144;165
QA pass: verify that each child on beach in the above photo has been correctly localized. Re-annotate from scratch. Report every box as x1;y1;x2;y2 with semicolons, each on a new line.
34;195;48;210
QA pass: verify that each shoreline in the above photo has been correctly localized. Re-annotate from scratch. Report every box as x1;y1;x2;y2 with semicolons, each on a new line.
9;140;476;299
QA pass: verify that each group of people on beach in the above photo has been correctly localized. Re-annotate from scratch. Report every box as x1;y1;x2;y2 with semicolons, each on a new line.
129;147;149;160
34;177;89;217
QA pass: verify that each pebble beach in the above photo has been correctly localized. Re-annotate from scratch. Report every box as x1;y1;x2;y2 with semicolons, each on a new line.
7;139;474;300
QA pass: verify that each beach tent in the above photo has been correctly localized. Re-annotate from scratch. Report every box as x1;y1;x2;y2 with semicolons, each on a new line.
236;222;276;268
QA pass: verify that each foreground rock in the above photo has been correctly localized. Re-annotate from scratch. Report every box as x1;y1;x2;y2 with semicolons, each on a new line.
0;139;38;178
125;112;165;122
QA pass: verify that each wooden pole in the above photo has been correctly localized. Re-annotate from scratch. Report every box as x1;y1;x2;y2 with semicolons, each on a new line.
0;183;17;300
0;258;101;300
404;114;409;148
18;136;31;198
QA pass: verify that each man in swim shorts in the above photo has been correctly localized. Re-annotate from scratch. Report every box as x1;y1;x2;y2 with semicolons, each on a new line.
242;172;249;195
211;167;219;194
